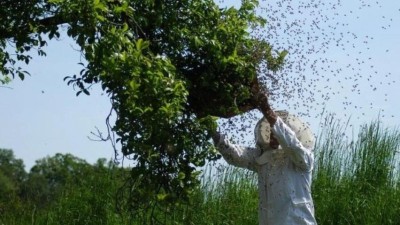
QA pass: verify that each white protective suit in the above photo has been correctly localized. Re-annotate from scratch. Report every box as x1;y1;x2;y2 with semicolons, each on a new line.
215;111;317;225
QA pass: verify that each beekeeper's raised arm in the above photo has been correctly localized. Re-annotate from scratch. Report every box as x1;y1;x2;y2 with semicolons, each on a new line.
211;130;260;172
253;92;315;171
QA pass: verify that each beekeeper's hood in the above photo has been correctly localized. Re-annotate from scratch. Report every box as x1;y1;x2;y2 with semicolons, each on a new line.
254;110;315;150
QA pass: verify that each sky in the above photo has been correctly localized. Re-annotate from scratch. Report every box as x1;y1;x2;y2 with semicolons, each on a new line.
1;0;400;170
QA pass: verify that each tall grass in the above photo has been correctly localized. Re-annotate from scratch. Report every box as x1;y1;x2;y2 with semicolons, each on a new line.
127;165;259;225
313;117;400;225
192;165;258;225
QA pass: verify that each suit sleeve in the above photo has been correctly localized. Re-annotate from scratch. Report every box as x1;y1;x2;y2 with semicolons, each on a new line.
271;117;314;171
215;134;260;172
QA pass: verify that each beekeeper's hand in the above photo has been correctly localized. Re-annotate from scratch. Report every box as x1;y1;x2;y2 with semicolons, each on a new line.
211;131;222;145
252;92;277;126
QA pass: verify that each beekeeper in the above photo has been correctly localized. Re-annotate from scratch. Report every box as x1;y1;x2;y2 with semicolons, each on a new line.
212;93;317;225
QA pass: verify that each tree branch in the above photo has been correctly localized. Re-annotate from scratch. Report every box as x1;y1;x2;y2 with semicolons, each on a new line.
0;86;13;89
0;15;69;40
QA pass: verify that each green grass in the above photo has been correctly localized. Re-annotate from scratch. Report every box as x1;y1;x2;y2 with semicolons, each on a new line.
2;118;400;224
313;117;400;225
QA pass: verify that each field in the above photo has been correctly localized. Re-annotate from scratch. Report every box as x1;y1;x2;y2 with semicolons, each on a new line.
1;117;400;225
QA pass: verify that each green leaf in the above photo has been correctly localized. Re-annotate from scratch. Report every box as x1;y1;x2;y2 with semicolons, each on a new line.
178;172;186;180
157;193;168;201
194;36;203;47
83;89;90;95
17;72;24;81
279;50;288;59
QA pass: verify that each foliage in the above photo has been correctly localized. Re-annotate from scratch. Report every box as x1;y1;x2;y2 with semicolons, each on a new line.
0;152;128;225
43;159;125;225
0;0;287;210
0;149;26;215
21;153;91;206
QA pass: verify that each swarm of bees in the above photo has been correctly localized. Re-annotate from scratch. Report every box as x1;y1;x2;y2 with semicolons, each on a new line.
219;0;398;145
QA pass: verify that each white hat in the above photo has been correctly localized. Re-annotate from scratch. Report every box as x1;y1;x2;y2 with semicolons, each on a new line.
254;110;315;150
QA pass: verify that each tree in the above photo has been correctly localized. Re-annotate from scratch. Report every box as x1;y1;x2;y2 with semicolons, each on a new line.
31;155;124;225
0;149;26;215
22;153;91;206
0;0;287;214
0;149;26;191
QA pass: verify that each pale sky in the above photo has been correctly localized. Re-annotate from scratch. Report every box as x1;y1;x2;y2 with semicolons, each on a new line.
1;0;400;170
